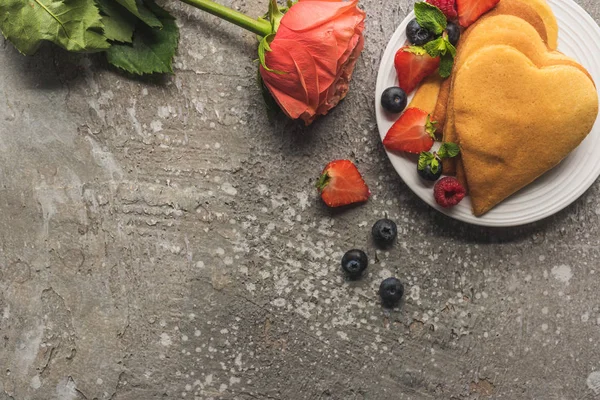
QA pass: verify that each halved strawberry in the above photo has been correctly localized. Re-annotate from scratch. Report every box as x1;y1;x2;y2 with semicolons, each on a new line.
316;160;370;207
394;46;441;94
427;0;458;20
456;0;500;27
383;108;436;154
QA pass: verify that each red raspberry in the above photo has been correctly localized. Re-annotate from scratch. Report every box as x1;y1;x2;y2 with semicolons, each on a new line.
427;0;458;20
434;177;466;208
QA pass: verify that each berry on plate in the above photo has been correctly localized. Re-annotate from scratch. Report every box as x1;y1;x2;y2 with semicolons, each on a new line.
381;86;408;114
434;176;466;207
372;219;398;248
406;19;435;46
445;21;461;46
417;142;460;181
316;160;370;207
426;0;457;20
379;277;404;308
383;108;436;154
341;249;368;279
394;46;441;94
456;0;500;27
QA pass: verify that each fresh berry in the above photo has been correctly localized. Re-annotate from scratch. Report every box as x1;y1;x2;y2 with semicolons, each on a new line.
372;219;398;248
381;87;407;114
406;19;435;46
433;176;466;207
456;0;499;27
445;21;461;46
418;159;443;181
394;46;441;94
316;160;370;208
383;108;436;154
341;249;368;279
427;0;458;20
379;277;404;307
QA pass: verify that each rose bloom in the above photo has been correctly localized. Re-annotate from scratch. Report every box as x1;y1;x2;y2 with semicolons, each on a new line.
259;0;366;125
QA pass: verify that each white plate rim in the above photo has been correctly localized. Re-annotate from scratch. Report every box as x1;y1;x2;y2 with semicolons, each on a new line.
374;0;600;227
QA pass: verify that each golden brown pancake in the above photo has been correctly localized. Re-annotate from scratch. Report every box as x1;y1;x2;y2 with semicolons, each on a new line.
516;0;559;49
453;45;598;215
432;78;451;136
407;74;444;114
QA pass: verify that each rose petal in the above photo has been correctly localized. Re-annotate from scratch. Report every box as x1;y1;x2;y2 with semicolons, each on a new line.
280;0;360;32
260;38;320;121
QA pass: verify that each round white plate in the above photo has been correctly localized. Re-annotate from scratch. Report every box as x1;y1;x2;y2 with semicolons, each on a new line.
375;0;600;227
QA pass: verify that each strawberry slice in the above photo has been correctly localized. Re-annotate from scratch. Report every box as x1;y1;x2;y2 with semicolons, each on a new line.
316;160;370;207
456;0;500;27
394;46;441;94
383;108;436;154
427;0;458;20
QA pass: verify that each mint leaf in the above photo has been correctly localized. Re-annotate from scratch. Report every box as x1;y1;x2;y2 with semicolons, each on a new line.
439;54;454;78
430;158;440;174
418;152;435;171
106;2;179;74
98;0;135;43
414;2;446;35
444;37;457;58
0;0;109;55
438;142;460;158
115;0;162;28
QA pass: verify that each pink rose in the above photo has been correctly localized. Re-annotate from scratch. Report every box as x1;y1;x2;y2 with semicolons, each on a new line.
260;0;366;125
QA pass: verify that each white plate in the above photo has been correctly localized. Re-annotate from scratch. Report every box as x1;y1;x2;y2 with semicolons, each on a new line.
375;0;600;227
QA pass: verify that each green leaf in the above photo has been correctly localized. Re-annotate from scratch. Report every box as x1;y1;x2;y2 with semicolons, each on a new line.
114;0;162;28
438;142;460;159
97;0;135;43
106;2;179;75
414;2;446;35
445;37;457;58
405;45;427;56
430;158;440;174
439;54;454;78
418;152;434;171
425;114;437;138
257;69;280;120
0;0;110;55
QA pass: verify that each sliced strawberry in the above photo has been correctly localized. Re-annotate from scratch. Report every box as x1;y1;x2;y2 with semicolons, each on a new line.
316;160;370;208
427;0;458;20
394;46;441;94
383;108;436;154
456;0;500;27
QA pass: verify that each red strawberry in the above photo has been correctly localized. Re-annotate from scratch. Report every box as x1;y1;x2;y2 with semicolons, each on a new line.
317;160;371;207
394;46;441;94
316;160;370;207
427;0;458;20
456;0;500;27
383;108;436;154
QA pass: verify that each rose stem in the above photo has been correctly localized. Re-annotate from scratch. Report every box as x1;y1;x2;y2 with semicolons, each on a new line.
178;0;273;36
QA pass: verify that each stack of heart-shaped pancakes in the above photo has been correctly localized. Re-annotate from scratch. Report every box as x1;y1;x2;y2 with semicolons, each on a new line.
437;0;598;216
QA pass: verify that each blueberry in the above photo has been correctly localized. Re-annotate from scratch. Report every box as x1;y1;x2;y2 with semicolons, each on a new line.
381;87;407;114
379;277;404;307
446;22;461;46
406;19;435;46
341;249;368;279
371;219;397;248
417;159;443;181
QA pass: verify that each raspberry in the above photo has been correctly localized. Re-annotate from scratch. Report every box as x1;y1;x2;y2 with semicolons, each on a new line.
434;177;466;208
427;0;458;20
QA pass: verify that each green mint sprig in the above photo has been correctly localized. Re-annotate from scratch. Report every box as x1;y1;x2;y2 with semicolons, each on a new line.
418;142;460;174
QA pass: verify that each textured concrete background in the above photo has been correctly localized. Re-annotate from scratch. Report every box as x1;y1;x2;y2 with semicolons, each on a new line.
1;0;600;399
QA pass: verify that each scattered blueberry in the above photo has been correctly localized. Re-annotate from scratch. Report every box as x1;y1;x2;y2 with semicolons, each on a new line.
371;219;397;248
379;277;404;307
417;159;443;181
341;249;368;279
446;22;460;46
381;87;407;114
406;19;435;46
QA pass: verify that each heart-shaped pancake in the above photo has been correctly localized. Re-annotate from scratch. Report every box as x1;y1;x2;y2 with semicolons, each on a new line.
453;45;598;215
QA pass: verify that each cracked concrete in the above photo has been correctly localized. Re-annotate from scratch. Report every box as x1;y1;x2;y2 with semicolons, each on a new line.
1;0;600;399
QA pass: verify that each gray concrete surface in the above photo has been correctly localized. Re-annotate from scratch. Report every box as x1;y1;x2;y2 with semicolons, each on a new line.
1;0;600;399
